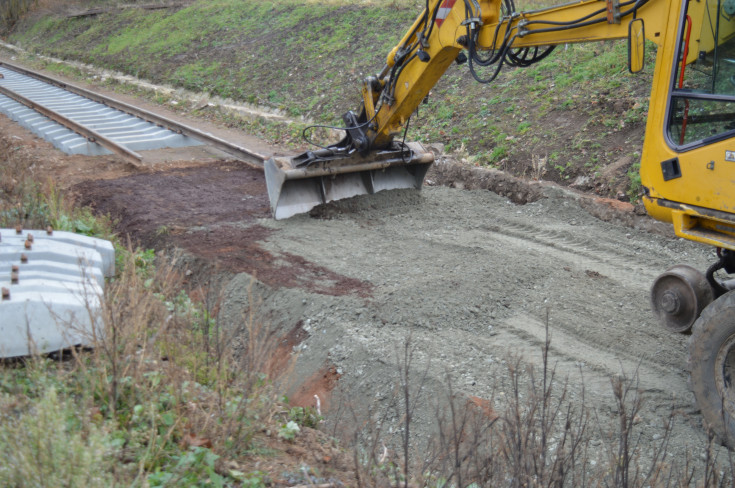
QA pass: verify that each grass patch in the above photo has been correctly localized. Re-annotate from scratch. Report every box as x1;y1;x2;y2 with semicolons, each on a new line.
7;0;657;198
0;133;324;486
0;383;114;485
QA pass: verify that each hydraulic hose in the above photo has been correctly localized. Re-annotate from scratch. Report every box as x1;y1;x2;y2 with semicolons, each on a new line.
466;0;650;83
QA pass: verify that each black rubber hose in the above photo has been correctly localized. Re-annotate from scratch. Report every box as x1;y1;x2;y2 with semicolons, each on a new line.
706;257;729;298
471;18;515;66
468;28;516;83
522;0;650;34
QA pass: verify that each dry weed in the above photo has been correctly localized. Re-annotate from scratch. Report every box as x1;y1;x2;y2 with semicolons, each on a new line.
342;313;735;487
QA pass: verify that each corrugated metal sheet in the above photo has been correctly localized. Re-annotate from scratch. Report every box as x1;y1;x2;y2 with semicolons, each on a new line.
0;66;203;155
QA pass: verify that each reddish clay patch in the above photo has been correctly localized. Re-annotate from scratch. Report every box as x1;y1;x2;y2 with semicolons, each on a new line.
466;395;499;422
289;365;342;414
591;196;635;212
177;224;373;297
266;321;309;379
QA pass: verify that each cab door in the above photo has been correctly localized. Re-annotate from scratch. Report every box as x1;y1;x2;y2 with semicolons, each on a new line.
642;0;735;248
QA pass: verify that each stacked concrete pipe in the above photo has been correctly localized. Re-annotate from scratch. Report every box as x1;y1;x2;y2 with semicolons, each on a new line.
0;227;114;358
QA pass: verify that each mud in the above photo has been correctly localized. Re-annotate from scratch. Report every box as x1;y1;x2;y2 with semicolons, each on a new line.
73;154;722;470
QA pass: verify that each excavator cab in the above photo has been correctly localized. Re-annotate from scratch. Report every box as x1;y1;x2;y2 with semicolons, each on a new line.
643;0;735;281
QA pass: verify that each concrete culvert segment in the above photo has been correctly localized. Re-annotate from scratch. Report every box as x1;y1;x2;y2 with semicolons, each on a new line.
0;228;113;358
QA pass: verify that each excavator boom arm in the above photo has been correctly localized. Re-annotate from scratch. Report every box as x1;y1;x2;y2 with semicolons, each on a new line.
367;0;669;149
265;0;676;219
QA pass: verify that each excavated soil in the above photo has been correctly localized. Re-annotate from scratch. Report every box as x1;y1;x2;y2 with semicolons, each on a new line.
0;72;726;476
73;149;721;469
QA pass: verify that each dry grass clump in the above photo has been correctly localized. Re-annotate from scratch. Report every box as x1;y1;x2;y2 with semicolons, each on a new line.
0;135;46;229
83;249;289;483
343;325;735;488
0;245;291;485
0;134;111;234
0;384;114;486
0;0;36;32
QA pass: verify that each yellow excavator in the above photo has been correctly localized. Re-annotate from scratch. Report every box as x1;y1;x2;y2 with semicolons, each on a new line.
265;0;735;445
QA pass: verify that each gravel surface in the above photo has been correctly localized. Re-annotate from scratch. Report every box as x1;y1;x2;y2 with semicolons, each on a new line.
209;181;720;469
0;53;724;474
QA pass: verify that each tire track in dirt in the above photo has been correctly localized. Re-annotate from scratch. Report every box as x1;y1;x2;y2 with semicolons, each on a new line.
77;164;719;467
487;218;678;271
500;313;688;401
253;184;714;459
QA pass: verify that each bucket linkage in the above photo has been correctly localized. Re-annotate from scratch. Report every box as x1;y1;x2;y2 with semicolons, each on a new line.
265;139;434;220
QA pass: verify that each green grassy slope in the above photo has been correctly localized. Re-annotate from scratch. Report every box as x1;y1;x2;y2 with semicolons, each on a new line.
8;0;656;197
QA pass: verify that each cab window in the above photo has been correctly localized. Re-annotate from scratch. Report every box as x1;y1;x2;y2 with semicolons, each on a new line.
668;0;735;146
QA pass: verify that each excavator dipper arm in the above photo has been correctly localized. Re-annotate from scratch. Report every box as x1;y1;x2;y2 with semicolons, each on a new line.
265;0;667;219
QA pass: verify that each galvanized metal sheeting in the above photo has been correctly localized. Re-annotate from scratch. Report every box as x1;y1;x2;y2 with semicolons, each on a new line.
0;228;114;358
0;66;203;156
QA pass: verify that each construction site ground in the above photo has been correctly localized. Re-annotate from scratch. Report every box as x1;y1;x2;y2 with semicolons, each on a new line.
0;62;724;473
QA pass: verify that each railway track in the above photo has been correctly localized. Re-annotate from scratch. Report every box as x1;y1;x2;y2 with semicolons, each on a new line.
0;61;266;167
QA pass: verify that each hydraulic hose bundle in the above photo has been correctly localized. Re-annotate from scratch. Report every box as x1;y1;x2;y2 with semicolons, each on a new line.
465;0;651;83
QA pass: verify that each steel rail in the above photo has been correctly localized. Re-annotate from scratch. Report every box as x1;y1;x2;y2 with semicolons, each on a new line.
0;83;143;164
0;61;267;168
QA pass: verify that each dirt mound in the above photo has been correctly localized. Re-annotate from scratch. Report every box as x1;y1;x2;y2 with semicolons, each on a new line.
71;155;722;474
428;156;545;204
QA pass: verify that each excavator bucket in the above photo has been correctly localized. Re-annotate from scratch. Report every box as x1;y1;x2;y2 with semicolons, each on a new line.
265;141;434;220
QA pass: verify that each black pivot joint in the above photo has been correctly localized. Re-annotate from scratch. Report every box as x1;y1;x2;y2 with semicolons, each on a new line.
706;248;735;298
342;111;370;153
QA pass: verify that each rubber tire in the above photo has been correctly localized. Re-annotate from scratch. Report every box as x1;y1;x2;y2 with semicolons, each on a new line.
689;290;735;448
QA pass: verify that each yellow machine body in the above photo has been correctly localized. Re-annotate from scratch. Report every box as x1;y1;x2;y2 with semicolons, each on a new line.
261;0;735;446
638;0;735;250
266;0;735;246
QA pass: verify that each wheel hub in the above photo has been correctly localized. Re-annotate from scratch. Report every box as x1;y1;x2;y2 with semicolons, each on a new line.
660;290;681;314
651;264;714;333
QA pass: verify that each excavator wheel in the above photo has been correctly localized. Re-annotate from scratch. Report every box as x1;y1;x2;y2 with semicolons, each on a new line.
651;264;714;333
689;290;735;448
